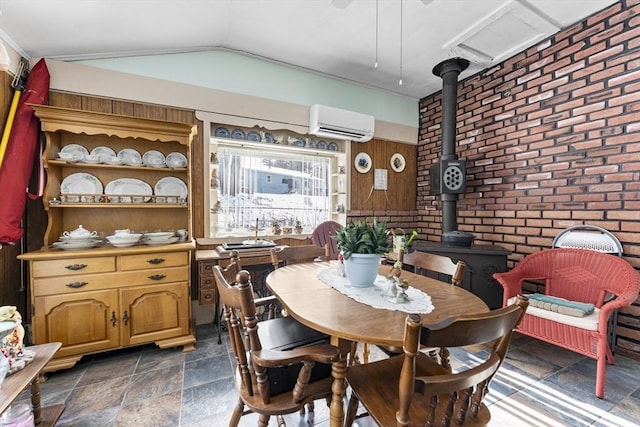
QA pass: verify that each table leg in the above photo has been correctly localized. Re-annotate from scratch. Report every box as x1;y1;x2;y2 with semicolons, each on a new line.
329;338;352;427
330;356;347;427
30;374;42;425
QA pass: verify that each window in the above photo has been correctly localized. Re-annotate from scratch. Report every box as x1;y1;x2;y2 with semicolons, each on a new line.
209;140;344;238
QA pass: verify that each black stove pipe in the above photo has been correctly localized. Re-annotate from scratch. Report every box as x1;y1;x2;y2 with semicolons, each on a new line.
432;58;469;234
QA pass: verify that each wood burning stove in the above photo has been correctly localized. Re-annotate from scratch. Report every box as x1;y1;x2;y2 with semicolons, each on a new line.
420;58;510;309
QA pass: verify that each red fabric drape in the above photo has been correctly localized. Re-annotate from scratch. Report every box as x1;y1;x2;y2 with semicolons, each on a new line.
0;59;50;245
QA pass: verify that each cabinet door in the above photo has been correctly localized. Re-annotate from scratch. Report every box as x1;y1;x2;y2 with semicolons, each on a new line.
121;282;190;346
33;290;119;359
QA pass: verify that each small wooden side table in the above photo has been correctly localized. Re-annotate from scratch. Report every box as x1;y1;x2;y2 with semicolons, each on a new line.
0;342;64;426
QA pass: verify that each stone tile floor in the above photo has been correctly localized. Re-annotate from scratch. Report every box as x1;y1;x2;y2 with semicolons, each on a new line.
10;324;640;426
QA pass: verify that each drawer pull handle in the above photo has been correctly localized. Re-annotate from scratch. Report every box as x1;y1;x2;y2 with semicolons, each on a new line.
147;258;165;265
66;281;88;289
111;311;117;327
65;263;87;271
123;310;129;325
149;274;166;281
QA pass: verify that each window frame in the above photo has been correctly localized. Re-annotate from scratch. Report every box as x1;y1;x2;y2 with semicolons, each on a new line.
204;137;348;239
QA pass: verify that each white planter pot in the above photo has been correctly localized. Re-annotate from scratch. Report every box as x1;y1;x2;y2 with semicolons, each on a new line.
344;253;381;287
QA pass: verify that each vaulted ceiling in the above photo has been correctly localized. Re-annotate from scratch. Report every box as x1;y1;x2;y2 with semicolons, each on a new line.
0;0;617;99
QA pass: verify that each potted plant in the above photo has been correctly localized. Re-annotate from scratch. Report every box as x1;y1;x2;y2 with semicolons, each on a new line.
335;219;391;287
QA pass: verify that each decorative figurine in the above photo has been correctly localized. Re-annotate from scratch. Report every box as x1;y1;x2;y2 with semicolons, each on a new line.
210;169;218;189
336;253;346;277
271;221;281;235
294;219;303;234
0;306;24;354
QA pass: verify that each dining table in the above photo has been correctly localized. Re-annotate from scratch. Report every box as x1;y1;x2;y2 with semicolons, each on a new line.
265;260;489;427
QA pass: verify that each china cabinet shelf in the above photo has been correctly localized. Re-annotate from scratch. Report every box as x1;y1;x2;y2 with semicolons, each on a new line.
47;159;188;172
49;203;189;209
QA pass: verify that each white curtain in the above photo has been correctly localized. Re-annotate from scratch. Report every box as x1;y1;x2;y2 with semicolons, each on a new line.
216;145;331;235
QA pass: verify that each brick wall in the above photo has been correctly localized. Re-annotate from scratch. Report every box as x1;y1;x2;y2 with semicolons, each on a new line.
418;0;640;358
347;210;420;235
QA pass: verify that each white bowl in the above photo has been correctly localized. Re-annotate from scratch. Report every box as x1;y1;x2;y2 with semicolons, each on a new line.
107;233;142;241
106;234;141;247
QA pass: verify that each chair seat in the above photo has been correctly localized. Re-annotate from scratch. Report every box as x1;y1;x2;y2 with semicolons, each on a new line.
239;374;334;414
258;316;329;351
346;353;491;427
258;316;332;396
508;296;599;331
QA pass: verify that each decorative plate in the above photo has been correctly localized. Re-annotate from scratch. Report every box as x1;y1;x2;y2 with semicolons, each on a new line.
60;173;103;195
117;148;142;166
231;129;246;140
317;141;327;150
155;177;188;200
90;146;116;163
141;236;180;246
59;144;89;161
292;138;306;147
53;239;102;250
215;127;230;138
142;150;166;168
264;133;275;144
390;153;406;172
247;131;261;142
165;152;188;168
327;142;339;151
354;152;372;174
105;178;152;202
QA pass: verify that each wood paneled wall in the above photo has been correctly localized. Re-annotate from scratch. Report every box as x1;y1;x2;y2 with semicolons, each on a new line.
349;138;416;211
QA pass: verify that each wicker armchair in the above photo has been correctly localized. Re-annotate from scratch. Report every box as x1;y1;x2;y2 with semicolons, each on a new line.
493;248;640;398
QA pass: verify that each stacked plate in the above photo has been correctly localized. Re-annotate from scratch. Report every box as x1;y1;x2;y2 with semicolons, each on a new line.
54;235;102;250
141;231;179;246
106;232;142;248
54;225;102;250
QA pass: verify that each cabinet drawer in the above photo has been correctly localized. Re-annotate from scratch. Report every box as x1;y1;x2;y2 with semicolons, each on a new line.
120;251;189;271
31;257;116;278
198;260;217;275
33;266;190;296
199;289;216;306
199;275;215;290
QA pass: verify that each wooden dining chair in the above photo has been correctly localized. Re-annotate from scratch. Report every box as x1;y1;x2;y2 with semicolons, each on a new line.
213;266;340;426
311;220;342;260
345;295;529;427
270;243;331;269
400;249;466;287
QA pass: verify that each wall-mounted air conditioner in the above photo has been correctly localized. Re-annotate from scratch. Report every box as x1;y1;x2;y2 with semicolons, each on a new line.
309;104;374;142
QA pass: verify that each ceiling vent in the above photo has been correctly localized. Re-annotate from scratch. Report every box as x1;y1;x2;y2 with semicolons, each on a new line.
309;104;374;142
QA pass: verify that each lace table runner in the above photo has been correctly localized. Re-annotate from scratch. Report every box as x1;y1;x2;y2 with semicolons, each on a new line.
317;266;434;314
